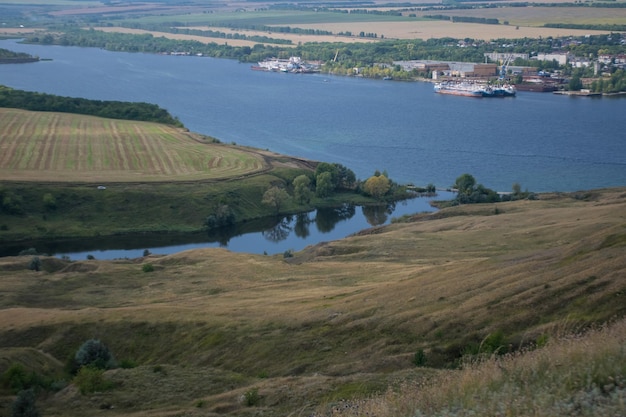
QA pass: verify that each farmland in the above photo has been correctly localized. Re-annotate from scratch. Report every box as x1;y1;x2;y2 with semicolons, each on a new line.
97;7;624;45
0;108;266;183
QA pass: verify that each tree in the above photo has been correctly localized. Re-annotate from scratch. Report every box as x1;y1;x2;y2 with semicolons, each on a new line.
454;173;477;196
262;186;290;214
315;172;334;198
74;339;115;371
292;175;312;204
11;389;40;417
568;75;583;91
333;163;356;190
363;175;391;199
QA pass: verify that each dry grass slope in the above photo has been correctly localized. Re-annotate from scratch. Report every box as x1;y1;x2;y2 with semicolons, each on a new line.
0;188;624;416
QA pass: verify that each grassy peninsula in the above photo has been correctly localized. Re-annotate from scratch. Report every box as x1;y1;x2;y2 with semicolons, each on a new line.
0;106;396;245
0;187;625;416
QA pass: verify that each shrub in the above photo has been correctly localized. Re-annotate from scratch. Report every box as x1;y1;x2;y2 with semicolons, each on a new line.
119;359;137;369
413;349;427;367
142;263;154;273
2;364;29;393
73;366;114;394
243;387;260;406
2;364;54;393
28;257;41;272
11;388;40;417
19;248;38;256
74;339;115;371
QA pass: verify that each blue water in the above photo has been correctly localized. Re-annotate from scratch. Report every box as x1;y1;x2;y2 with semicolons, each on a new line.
1;39;625;193
0;39;625;258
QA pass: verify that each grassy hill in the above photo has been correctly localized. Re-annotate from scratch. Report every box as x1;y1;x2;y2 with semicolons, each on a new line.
0;187;624;416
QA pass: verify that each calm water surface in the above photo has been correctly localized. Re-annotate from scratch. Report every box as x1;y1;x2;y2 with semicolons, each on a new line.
0;40;625;258
1;39;625;193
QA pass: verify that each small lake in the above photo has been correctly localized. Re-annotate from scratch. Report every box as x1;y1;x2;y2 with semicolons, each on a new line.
2;193;452;260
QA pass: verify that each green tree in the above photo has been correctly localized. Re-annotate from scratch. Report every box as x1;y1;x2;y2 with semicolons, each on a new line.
315;172;334;198
454;173;477;196
333;163;356;190
315;163;339;188
292;175;312;204
73;339;115;372
11;388;40;417
262;186;290;214
568;75;583;91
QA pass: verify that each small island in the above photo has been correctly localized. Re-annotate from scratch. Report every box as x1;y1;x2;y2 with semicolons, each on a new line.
0;48;39;64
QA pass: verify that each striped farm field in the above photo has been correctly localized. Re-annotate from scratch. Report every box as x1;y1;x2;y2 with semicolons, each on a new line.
0;108;266;183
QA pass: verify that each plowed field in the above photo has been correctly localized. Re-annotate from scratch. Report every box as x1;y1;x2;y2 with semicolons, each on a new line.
0;108;266;182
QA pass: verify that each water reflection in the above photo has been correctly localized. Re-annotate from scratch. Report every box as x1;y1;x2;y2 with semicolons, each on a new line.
0;193;453;260
315;204;356;233
362;203;395;226
263;216;293;243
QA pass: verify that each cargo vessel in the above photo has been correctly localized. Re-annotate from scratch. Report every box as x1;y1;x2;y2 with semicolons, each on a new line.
434;81;516;97
434;81;490;97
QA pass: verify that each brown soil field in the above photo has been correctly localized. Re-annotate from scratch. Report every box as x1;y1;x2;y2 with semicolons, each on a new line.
0;108;267;183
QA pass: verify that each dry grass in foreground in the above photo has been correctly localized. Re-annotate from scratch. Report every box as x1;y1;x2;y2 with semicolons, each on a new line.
0;188;624;416
318;317;626;417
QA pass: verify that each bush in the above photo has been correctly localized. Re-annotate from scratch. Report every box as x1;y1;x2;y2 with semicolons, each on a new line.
118;359;137;369
142;263;154;273
243;387;260;406
28;257;41;272
2;364;29;393
73;366;114;394
413;349;427;367
2;364;55;393
74;339;115;371
11;388;40;417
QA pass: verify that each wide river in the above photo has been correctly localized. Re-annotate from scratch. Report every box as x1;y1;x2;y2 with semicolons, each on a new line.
0;39;625;258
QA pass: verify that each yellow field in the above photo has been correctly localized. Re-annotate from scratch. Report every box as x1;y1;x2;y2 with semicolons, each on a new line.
94;19;615;48
288;20;614;41
0;108;266;182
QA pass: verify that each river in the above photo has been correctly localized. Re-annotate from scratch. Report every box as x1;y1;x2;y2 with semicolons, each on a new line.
0;39;624;258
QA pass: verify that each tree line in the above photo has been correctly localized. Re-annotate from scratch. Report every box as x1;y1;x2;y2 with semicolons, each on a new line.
0;86;183;126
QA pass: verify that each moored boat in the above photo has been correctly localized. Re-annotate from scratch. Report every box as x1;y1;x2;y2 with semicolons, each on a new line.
491;84;517;97
434;81;489;97
434;81;516;97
